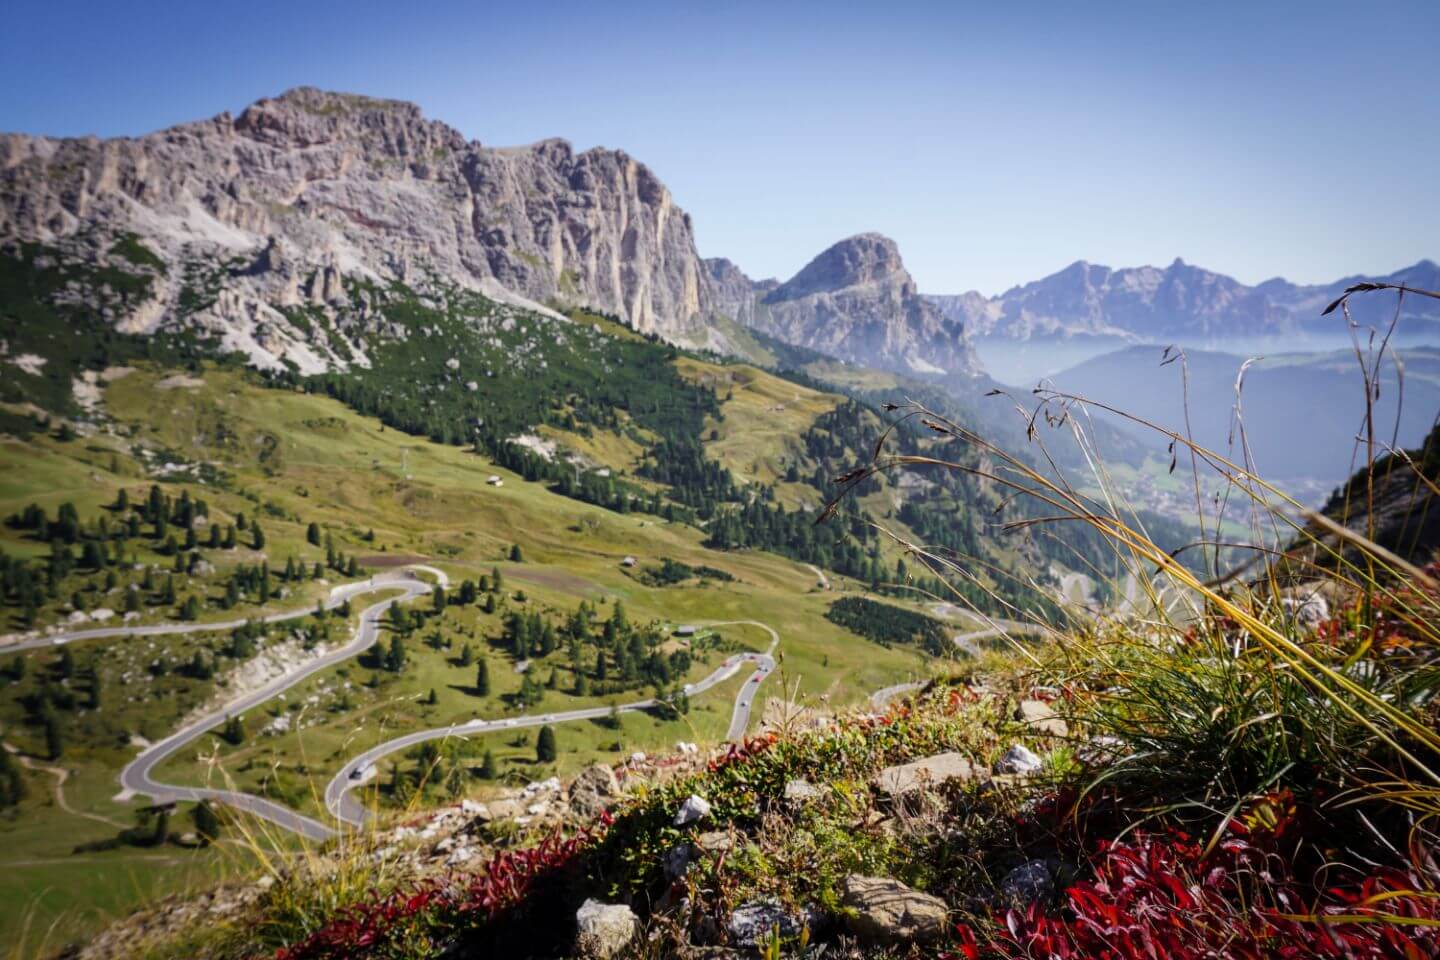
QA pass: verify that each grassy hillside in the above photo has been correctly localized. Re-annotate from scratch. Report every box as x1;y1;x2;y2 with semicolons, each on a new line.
0;364;948;950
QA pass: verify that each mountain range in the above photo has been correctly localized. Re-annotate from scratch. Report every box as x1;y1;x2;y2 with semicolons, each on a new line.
927;257;1440;347
1;86;1435;389
0;88;977;380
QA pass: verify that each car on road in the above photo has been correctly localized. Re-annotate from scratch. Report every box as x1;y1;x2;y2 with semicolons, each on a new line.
349;762;376;781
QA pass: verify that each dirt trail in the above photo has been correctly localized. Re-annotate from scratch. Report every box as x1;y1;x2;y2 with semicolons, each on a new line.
3;743;128;829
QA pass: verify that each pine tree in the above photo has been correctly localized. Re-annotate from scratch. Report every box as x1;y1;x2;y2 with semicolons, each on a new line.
0;750;25;808
426;688;438;705
252;523;265;551
43;712;63;760
306;522;321;547
536;725;557;763
475;659;490;696
385;634;407;672
192;800;222;844
509;544;523;562
479;749;497;779
151;806;170;846
432;584;446;612
459;643;474;667
221;715;245;745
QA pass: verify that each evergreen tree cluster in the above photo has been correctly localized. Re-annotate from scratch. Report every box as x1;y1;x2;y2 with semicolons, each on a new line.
825;596;951;655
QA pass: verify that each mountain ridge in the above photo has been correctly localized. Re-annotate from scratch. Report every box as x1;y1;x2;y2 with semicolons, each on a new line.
925;256;1440;345
709;234;981;379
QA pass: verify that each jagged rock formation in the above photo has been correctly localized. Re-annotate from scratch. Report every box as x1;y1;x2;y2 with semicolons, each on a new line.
704;256;775;328
0;87;728;370
719;234;981;378
927;257;1440;345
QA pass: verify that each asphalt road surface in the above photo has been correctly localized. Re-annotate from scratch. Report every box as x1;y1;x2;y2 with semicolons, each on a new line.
117;570;442;840
327;619;783;826
0;566;449;655
19;571;800;841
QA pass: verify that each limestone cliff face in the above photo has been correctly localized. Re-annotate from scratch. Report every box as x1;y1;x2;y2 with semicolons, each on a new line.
739;234;981;378
704;257;776;328
0;87;719;367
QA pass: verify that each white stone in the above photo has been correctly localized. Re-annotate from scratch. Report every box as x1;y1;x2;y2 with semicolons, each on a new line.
674;794;711;826
575;899;637;959
994;744;1044;776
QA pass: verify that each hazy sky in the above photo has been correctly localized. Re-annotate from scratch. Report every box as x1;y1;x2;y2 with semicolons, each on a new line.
3;1;1435;295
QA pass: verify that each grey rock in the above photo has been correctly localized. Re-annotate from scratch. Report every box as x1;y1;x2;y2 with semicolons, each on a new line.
841;874;948;945
575;898;638;959
663;843;693;880
1282;592;1330;629
994;743;1044;776
568;763;621;818
872;752;979;799
486;798;521;821
1015;700;1068;737
674;794;711;826
726;898;801;947
783;778;823;805
1000;859;1058;905
695;829;735;854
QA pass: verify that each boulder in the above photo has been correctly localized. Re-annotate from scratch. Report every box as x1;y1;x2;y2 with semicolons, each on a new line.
994;744;1043;776
872;752;979;799
575;899;638;959
783;778;823;806
695;829;734;854
727;898;801;946
841;875;948;945
486;798;521;820
568;763;621;818
1000;859;1058;905
1282;592;1330;629
663;843;693;880
674;794;711;826
1015;700;1068;737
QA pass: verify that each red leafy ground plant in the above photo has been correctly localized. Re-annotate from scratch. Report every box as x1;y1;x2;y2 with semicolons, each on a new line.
951;806;1440;960
271;821;606;960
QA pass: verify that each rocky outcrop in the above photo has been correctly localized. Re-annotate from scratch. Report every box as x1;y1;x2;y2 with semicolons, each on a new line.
871;751;979;799
741;233;981;378
0;87;725;366
704;257;776;328
575;899;638;959
841;875;948;945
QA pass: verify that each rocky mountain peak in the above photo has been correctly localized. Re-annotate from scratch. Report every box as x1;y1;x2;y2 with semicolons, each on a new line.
734;233;980;378
768;232;909;302
0;88;737;368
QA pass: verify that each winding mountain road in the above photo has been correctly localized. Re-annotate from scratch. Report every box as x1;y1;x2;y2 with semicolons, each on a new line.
0;566;450;655
120;570;441;840
6;567;786;840
326;619;780;827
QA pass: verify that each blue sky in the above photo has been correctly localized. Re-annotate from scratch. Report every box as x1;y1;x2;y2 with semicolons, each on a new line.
3;1;1436;295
